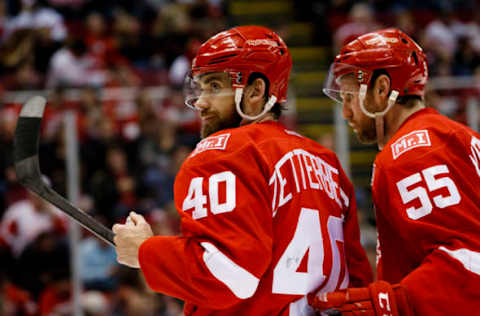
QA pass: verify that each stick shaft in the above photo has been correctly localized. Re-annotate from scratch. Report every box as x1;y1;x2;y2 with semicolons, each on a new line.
15;153;115;246
14;96;115;246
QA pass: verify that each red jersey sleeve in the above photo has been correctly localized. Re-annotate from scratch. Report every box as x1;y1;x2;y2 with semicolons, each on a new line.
139;141;273;309
372;111;480;315
400;247;480;315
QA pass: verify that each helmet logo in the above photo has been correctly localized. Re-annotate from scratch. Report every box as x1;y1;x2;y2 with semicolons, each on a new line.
365;36;398;46
245;39;279;47
231;72;243;85
357;70;364;82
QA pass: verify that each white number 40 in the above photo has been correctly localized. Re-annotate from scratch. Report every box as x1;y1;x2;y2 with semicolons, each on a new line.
182;171;236;219
396;164;461;220
273;209;348;295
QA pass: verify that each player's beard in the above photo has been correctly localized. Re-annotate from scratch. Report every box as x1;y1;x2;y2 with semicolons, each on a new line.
200;109;242;139
352;94;378;144
354;116;377;144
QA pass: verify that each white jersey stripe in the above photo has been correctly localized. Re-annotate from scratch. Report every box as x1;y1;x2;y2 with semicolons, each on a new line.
201;242;259;299
439;246;480;275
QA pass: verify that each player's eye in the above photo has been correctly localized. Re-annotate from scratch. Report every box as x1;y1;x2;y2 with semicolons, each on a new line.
210;82;221;92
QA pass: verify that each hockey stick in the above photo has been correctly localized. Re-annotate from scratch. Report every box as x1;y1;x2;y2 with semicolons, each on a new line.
13;96;115;246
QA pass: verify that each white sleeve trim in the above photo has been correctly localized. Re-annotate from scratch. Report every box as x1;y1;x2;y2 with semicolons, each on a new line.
201;242;260;299
439;246;480;275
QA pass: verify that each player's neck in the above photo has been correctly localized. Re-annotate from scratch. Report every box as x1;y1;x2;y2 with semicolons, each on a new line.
383;102;425;143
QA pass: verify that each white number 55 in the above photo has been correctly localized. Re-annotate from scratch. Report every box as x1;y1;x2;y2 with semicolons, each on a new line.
396;164;461;220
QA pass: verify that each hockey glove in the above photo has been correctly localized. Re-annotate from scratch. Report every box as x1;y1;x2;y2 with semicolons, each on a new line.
308;280;412;316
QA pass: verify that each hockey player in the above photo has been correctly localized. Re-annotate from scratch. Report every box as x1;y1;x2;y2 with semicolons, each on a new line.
113;25;372;315
310;28;480;315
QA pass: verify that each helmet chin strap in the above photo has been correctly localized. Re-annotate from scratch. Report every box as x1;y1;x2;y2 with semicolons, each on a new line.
358;84;399;150
234;88;277;122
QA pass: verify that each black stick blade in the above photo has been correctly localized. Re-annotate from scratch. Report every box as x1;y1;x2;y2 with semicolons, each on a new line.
14;96;46;163
13;96;115;246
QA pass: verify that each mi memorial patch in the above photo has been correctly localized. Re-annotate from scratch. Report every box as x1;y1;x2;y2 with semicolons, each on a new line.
391;130;431;160
191;133;231;157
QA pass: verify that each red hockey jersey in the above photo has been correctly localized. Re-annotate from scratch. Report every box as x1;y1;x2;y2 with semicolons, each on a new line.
138;121;372;315
372;108;480;315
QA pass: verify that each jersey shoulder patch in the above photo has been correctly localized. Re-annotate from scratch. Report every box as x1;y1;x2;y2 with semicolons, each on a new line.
391;129;431;160
191;133;231;157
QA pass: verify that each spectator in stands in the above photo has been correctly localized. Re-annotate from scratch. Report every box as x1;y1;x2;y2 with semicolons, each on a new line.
333;3;382;53
452;36;480;76
90;145;136;222
81;86;105;140
145;207;179;237
393;7;417;37
82;114;120;192
82;290;111;316
10;59;42;89
151;2;191;37
112;267;172;316
139;142;192;209
0;244;37;315
33;15;63;75
15;231;70;300
0;176;66;258
38;271;72;316
151;3;195;68
465;11;480;54
105;63;141;88
84;12;119;68
112;9;153;68
0;272;37;315
79;220;119;291
161;88;200;137
188;0;226;39
40;86;88;148
422;7;467;61
0;29;35;79
168;37;201;87
135;116;179;208
5;0;67;42
46;37;106;88
138;117;177;171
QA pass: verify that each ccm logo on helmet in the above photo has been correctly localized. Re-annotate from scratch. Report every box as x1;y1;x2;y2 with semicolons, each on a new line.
365;36;399;46
245;39;279;47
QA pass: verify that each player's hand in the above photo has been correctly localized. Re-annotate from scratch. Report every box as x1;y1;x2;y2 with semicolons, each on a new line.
113;211;154;268
308;281;412;316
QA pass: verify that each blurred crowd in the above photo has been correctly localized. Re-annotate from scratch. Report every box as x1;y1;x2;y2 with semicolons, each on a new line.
1;0;480;315
318;1;480;123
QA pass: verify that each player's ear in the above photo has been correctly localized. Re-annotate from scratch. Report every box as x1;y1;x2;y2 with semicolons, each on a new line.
373;74;391;108
247;77;267;99
244;78;267;114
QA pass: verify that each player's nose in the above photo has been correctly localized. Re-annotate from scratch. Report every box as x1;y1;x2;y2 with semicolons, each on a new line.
342;103;353;120
194;94;209;111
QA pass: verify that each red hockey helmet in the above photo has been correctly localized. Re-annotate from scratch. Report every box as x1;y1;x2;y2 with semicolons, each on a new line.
324;28;428;103
188;25;292;107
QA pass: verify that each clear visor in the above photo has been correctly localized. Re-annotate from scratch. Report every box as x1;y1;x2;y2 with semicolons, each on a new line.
323;63;367;104
183;71;236;109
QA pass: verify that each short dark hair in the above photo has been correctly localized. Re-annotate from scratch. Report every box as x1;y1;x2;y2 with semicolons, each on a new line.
247;72;285;119
370;69;422;108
